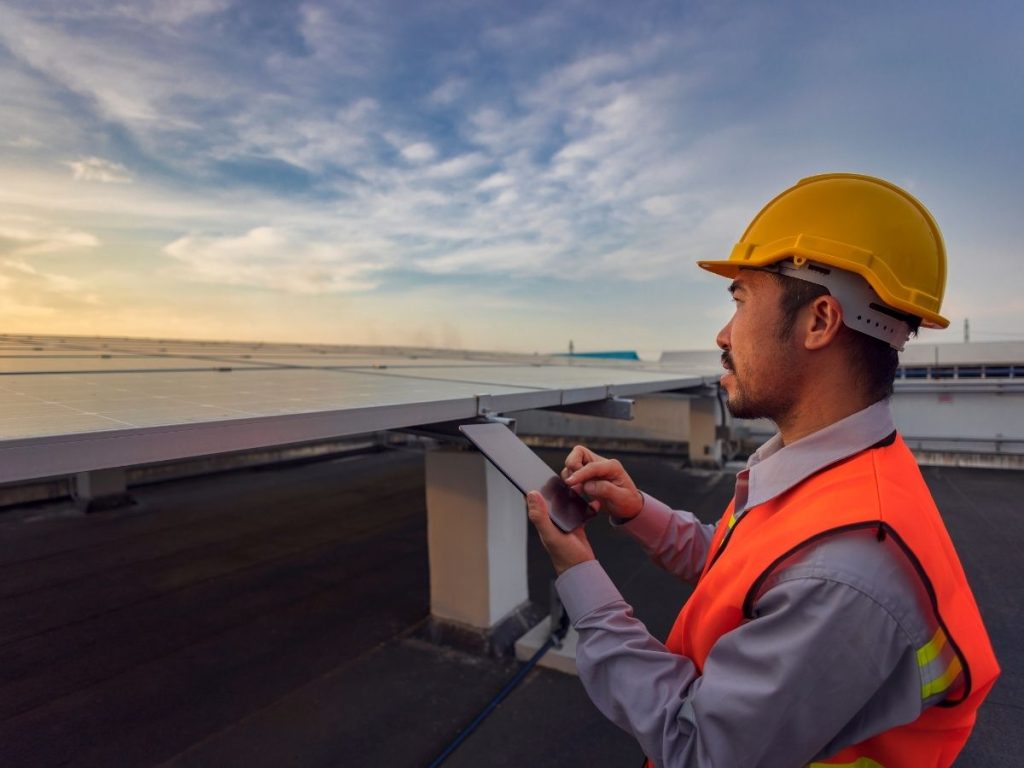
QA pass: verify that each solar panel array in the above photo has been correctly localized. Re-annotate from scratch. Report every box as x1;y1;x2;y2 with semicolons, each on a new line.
0;335;710;484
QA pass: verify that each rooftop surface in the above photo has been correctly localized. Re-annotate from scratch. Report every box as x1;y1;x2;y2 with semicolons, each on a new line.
0;447;1019;767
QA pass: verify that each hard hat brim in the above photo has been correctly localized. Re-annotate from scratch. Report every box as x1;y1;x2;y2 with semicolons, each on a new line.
697;252;950;330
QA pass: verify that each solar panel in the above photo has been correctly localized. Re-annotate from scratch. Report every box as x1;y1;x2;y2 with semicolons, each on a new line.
0;356;273;374
0;335;711;483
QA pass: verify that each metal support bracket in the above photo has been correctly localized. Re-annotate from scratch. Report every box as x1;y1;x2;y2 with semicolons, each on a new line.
546;396;634;421
665;383;720;399
393;411;516;444
478;409;516;428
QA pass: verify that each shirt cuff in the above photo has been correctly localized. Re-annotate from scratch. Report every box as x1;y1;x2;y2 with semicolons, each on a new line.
614;492;675;548
555;559;625;624
608;489;646;526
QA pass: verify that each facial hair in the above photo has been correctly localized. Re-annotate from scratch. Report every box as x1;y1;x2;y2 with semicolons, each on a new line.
720;349;757;418
720;341;801;422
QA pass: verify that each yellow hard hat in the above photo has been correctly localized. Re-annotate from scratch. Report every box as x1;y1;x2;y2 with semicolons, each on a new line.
698;173;949;328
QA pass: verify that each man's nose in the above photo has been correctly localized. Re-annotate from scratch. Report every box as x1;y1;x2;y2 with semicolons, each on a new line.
716;318;732;351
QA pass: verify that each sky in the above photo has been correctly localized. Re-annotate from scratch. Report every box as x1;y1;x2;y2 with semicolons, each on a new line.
1;0;1022;356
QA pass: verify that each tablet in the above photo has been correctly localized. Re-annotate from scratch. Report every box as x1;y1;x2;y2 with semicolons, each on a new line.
459;422;596;532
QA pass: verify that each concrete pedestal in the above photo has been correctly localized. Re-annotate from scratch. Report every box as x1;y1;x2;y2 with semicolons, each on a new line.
425;448;530;633
72;468;132;512
688;396;723;467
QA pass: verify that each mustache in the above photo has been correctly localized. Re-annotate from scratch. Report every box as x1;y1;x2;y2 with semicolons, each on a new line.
721;351;734;372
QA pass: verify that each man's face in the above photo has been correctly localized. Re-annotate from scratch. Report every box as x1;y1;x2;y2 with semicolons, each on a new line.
715;270;803;422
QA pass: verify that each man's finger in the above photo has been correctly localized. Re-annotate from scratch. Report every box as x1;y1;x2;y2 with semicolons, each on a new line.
563;445;591;473
566;459;621;487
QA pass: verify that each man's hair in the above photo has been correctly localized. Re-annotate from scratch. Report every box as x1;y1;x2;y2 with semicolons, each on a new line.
767;271;920;403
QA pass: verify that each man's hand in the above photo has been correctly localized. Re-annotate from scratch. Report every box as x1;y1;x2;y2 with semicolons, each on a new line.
561;445;644;520
527;492;595;575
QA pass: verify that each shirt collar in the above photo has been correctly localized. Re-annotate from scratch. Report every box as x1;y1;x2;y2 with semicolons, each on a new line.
734;399;896;516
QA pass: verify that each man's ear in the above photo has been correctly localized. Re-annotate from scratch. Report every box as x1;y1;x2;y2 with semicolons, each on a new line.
803;295;844;350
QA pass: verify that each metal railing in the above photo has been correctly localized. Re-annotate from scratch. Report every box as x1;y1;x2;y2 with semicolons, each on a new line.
897;364;1021;380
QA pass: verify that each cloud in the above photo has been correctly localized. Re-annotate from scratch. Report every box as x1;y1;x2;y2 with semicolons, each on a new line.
423;152;490;179
0;214;101;256
477;172;515;191
482;7;571;52
428;76;467;106
117;0;232;26
5;136;43;149
0;218;102;318
492;189;519;207
294;3;386;74
0;2;240;149
66;156;133;183
413;240;558;276
163;226;390;294
641;195;683;217
228;96;380;174
0;257;96;304
401;142;438;163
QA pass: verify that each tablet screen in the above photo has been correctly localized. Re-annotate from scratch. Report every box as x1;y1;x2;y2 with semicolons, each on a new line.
459;422;596;532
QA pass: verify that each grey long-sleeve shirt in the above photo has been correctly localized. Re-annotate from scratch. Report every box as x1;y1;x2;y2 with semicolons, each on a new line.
555;401;962;768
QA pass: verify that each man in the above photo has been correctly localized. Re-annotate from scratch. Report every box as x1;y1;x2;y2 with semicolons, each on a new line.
527;174;999;767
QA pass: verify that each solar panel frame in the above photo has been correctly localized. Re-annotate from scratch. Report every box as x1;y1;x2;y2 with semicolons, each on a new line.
0;335;711;484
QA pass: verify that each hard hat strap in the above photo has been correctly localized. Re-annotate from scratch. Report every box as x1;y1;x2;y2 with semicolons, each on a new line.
768;259;912;351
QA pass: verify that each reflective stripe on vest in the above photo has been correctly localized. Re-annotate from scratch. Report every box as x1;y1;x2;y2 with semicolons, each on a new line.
918;627;964;701
664;434;999;768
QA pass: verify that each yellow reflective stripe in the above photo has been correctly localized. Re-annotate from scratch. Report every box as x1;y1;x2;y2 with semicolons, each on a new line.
921;656;963;700
916;627;947;667
727;511;737;530
808;758;884;768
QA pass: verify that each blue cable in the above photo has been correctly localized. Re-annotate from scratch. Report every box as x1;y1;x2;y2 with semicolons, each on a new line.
426;634;558;768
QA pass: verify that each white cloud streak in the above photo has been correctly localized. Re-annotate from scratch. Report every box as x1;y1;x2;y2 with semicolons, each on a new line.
0;4;214;127
67;156;133;183
0;215;101;255
428;76;467;106
163;226;391;294
400;142;438;163
0;215;102;317
114;0;233;26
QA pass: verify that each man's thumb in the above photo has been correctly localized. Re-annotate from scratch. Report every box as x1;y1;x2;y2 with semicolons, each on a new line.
526;491;546;525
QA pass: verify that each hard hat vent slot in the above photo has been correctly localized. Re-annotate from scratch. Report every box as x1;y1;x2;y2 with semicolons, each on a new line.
869;302;912;323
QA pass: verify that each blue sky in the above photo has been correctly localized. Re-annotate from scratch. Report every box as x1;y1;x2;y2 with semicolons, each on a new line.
1;0;1021;355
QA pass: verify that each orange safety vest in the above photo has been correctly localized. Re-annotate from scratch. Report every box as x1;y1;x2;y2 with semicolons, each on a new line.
653;434;999;768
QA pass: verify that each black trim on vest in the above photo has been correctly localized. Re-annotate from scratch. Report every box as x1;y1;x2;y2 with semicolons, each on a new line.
741;521;972;707
700;433;896;584
870;430;898;449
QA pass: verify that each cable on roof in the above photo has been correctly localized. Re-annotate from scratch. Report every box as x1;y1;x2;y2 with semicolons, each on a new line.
426;610;570;767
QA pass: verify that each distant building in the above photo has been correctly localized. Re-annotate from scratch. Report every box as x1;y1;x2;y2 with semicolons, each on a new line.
661;341;1024;467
